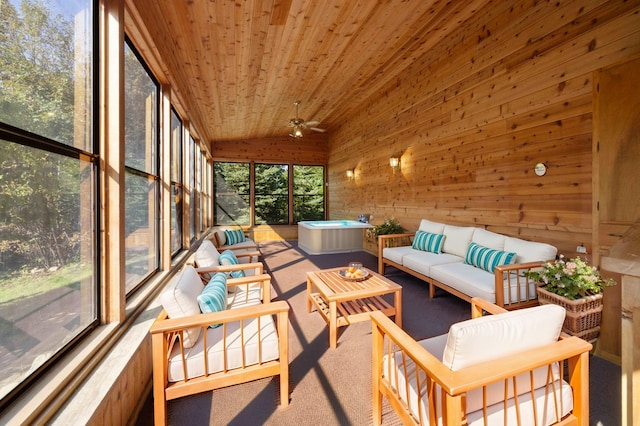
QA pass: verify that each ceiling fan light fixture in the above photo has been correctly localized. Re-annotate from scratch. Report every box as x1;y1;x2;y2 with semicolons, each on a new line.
290;125;303;138
286;101;325;137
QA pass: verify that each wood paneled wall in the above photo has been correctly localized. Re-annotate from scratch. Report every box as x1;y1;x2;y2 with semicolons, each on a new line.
211;133;328;164
328;0;640;257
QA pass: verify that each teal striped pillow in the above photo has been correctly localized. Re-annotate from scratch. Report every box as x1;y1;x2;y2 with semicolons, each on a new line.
197;273;228;327
465;242;517;273
224;229;245;245
412;230;445;253
219;250;245;278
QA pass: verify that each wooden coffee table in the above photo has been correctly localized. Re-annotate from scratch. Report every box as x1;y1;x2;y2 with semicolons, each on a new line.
306;267;402;348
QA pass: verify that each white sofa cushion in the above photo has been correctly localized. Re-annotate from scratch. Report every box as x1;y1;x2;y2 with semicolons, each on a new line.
442;225;475;258
504;236;558;264
159;266;204;348
382;246;416;265
471;228;505;250
167;313;280;382
194;240;221;281
418;219;445;234
402;251;463;278
430;262;537;304
227;283;264;308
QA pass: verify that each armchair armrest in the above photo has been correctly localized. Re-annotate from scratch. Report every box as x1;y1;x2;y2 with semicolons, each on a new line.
220;244;259;251
195;261;264;275
470;297;508;318
493;261;545;308
151;299;289;334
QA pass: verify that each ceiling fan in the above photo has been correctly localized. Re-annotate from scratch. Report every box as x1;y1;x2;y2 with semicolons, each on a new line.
287;101;326;138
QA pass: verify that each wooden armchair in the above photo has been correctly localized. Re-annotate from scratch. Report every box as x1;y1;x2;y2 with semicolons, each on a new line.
151;266;289;426
371;298;592;426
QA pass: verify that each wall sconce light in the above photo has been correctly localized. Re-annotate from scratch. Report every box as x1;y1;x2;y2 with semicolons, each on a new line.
389;156;400;173
346;169;354;181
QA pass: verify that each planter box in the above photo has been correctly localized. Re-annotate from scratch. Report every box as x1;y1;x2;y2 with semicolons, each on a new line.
536;286;603;342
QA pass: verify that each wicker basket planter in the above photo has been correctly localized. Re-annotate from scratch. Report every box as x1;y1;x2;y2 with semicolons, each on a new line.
536;285;604;342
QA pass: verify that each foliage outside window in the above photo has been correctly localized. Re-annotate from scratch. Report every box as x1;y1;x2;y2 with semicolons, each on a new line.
214;162;325;225
0;0;96;405
214;162;250;225
293;165;325;222
255;163;289;225
124;40;159;293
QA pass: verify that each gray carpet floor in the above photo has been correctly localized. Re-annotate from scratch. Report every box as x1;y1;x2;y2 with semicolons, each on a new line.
139;240;621;425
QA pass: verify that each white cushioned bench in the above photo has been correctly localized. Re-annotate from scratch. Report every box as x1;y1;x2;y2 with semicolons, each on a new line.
378;219;558;309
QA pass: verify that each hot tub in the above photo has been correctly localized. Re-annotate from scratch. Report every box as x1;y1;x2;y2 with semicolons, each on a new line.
298;220;373;255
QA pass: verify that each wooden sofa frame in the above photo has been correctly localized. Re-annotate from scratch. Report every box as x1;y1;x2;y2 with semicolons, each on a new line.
378;233;545;309
151;274;289;426
371;298;592;426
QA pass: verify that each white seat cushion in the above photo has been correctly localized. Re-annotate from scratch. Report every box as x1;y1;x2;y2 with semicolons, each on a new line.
167;314;280;382
430;262;537;304
382;246;416;265
402;251;463;277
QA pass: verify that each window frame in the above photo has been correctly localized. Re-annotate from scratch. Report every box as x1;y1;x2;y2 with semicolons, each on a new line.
0;0;100;406
123;37;161;295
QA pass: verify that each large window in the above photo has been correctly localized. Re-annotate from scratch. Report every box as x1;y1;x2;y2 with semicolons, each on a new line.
0;0;96;405
170;109;183;255
293;165;325;222
124;40;159;293
189;136;196;241
255;163;289;225
214;162;250;225
214;162;325;225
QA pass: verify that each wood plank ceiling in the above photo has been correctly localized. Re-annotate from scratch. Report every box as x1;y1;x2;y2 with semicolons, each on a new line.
130;0;491;143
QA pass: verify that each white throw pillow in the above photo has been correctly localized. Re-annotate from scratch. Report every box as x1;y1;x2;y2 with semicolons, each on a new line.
472;228;506;250
504;237;558;264
442;304;565;371
418;219;445;234
159;266;204;348
442;225;475;258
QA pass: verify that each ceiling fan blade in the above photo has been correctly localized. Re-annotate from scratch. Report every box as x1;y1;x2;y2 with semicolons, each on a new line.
303;120;321;127
310;127;326;133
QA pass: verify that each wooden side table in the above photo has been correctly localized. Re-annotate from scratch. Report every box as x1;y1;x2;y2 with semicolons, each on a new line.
306;267;402;348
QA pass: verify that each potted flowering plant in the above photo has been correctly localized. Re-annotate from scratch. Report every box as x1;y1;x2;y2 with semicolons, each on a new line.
526;255;616;341
526;255;616;300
